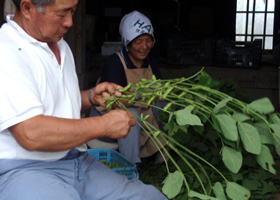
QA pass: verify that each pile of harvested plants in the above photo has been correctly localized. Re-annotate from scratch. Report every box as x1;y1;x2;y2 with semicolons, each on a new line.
105;68;280;200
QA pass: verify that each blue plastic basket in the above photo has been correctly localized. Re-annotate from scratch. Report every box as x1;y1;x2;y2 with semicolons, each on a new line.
87;149;139;180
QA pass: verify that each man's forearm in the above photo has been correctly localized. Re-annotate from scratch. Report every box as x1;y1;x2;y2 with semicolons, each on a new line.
9;115;106;151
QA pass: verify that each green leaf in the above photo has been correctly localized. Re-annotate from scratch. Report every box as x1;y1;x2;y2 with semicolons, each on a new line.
175;107;203;126
232;112;250;122
256;145;276;174
164;120;179;136
262;181;278;193
188;190;220;200
269;113;280;125
175;192;189;200
222;146;242;173
273;134;280;156
254;122;273;145
193;125;204;135
213;97;232;114
269;124;280;155
271;123;280;133
197;71;220;88
215;114;238;141
238;122;262;155
247;97;275;114
211;115;222;133
226;182;250;200
162;171;184;199
242;178;262;190
213;182;227;200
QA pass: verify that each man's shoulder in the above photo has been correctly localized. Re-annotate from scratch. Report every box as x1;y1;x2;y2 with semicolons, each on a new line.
0;30;28;73
0;25;19;51
0;34;22;60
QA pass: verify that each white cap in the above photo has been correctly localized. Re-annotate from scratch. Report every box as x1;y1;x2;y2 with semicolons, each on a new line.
119;10;154;47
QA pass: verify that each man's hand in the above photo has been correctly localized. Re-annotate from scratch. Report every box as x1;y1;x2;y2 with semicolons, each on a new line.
101;109;136;139
93;82;122;107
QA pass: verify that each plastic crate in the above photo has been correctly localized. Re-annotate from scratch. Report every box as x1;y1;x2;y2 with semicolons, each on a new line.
87;149;138;180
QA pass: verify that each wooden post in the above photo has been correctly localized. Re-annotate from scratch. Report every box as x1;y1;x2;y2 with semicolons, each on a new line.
65;0;87;89
0;0;5;25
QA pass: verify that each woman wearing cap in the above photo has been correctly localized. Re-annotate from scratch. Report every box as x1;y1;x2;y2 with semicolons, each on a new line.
91;10;165;164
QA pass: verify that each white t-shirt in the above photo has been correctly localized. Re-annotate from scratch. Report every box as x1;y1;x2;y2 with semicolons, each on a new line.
0;16;87;160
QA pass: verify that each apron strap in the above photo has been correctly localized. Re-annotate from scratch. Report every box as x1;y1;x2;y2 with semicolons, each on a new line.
116;52;128;70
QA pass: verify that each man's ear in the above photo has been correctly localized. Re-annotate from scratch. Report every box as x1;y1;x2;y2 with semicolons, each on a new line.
20;0;36;20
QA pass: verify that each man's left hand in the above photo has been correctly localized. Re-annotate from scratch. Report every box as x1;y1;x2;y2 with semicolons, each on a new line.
92;82;122;107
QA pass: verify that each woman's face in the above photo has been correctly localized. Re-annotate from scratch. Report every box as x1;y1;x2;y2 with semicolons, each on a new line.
127;34;154;62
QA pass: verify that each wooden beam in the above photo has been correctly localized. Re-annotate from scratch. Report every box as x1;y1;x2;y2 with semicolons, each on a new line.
65;0;87;89
0;0;5;25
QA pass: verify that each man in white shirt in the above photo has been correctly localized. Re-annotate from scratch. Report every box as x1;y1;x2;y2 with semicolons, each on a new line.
0;0;167;199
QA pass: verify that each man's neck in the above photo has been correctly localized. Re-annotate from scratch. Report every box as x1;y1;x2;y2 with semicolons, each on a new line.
13;13;36;40
48;42;61;65
13;13;61;65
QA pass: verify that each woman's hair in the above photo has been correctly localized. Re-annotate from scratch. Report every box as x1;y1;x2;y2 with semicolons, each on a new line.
12;0;55;11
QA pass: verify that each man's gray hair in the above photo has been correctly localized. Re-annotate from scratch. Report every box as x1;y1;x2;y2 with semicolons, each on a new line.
12;0;55;11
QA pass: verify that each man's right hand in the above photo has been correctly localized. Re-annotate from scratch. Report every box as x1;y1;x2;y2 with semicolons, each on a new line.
101;109;136;139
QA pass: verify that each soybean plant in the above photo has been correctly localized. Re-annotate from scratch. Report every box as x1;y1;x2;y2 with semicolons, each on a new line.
105;68;280;200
